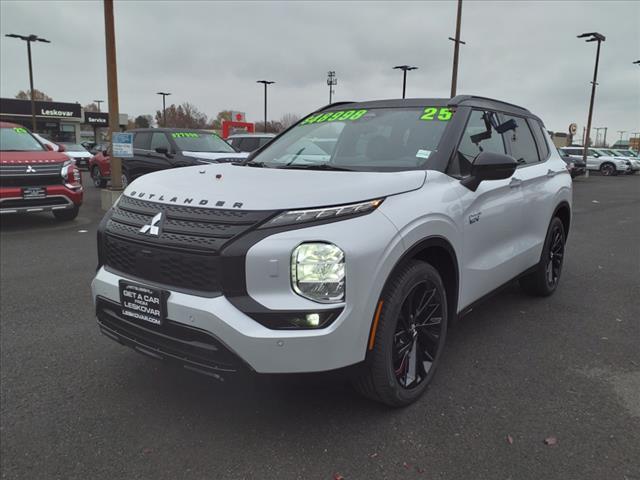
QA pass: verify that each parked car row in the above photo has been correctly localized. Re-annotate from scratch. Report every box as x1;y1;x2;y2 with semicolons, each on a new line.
560;146;637;176
89;128;252;188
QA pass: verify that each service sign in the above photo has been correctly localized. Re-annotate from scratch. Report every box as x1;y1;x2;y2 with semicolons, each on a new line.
112;132;133;158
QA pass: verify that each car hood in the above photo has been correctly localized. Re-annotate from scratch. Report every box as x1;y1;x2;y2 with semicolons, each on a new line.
0;150;70;165
181;151;249;162
123;163;427;210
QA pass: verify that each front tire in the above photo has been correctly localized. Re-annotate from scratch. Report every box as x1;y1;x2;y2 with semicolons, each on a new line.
599;163;616;176
91;166;107;188
520;217;565;296
53;206;79;222
352;261;448;407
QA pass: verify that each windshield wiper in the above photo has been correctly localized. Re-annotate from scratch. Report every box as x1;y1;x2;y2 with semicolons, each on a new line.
278;163;353;172
243;161;267;168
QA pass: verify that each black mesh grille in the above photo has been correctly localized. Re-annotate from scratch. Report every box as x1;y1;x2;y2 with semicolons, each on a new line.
1;197;70;208
103;195;276;294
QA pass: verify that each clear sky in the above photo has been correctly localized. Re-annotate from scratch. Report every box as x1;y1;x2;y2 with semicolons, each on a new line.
1;0;638;141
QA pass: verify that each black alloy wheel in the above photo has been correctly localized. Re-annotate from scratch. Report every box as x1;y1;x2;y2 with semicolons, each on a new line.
545;222;565;289
351;261;448;407
393;280;445;389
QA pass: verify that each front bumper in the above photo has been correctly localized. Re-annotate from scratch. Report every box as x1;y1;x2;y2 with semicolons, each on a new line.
0;185;83;214
92;207;402;374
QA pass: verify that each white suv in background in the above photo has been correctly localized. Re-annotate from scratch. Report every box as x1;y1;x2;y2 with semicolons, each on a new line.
560;147;631;176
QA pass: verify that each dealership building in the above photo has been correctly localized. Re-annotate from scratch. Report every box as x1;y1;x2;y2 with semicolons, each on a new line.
0;97;127;143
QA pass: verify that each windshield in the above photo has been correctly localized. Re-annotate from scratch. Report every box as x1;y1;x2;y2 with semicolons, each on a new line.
0;127;45;152
248;107;451;171
61;143;88;152
171;132;235;153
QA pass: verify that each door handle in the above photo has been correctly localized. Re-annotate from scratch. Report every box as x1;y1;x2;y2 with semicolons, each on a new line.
546;169;559;177
509;178;522;188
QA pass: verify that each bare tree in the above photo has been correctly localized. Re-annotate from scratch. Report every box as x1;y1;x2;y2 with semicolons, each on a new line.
279;113;300;129
16;89;52;101
155;103;208;129
84;103;99;112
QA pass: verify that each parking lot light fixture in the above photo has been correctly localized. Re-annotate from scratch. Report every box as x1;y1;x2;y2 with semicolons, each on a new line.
633;60;640;66
93;100;104;112
327;71;337;104
577;32;606;178
157;92;171;127
5;33;51;132
393;65;418;99
256;80;275;133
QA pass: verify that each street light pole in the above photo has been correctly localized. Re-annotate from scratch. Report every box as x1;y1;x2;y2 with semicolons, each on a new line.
256;80;275;133
94;100;104;112
5;33;51;132
617;130;626;142
578;32;606;178
393;65;418;99
157;92;171;127
327;71;337;104
448;0;466;98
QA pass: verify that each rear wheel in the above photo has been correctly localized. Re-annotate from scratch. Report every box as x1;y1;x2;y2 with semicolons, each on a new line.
91;166;107;188
520;217;565;296
352;261;448;407
53;206;79;222
599;162;616;176
121;170;130;188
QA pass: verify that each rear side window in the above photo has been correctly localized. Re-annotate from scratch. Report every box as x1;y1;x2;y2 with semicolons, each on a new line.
529;119;550;160
503;115;539;165
133;132;152;150
450;110;506;177
150;132;170;151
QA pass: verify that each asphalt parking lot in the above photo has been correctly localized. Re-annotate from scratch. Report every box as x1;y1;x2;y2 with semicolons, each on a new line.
1;172;638;480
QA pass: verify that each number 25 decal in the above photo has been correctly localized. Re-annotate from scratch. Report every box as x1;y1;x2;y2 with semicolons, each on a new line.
420;107;453;121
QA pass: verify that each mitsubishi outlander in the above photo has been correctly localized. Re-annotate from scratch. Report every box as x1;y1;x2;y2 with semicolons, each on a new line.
92;96;572;406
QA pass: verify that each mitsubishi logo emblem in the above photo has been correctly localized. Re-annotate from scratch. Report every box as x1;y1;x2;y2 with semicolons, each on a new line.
139;212;163;236
26;165;36;173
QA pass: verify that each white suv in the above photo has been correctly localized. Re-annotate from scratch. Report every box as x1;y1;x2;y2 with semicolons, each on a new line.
561;146;631;176
92;96;572;406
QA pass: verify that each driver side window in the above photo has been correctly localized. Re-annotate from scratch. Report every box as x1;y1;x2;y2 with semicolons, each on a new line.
450;110;506;178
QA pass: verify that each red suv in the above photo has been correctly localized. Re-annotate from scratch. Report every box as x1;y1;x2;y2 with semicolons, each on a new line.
89;145;110;188
0;122;83;221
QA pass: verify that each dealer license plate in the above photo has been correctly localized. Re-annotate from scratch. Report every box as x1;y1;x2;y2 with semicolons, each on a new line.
119;280;167;325
22;187;46;199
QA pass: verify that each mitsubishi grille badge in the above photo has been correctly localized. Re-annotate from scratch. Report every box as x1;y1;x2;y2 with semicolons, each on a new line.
26;165;36;173
139;212;163;236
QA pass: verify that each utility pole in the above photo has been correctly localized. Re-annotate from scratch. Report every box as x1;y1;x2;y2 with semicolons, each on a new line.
594;127;604;147
617;130;626;142
393;65;418;99
603;127;608;147
256;80;275;133
94;99;104;112
157;92;171;127
104;0;122;190
448;0;466;98
577;32;605;178
327;71;337;104
5;33;51;132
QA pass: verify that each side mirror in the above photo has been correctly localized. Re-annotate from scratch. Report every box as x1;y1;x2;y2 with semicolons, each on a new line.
44;143;54;152
57;144;66;152
155;147;169;155
460;151;517;191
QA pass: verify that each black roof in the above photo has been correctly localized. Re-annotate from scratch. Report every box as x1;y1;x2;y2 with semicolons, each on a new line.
318;94;540;122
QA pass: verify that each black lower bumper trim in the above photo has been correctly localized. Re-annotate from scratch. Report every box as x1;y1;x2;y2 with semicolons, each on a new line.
96;296;248;375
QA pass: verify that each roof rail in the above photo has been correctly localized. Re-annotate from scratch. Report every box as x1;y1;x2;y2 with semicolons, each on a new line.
448;95;530;113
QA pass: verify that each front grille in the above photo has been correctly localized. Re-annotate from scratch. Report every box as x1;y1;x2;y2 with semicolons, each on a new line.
0;163;63;187
96;297;245;373
103;195;276;294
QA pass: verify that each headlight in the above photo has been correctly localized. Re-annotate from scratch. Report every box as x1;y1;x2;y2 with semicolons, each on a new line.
291;242;345;303
264;199;383;228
